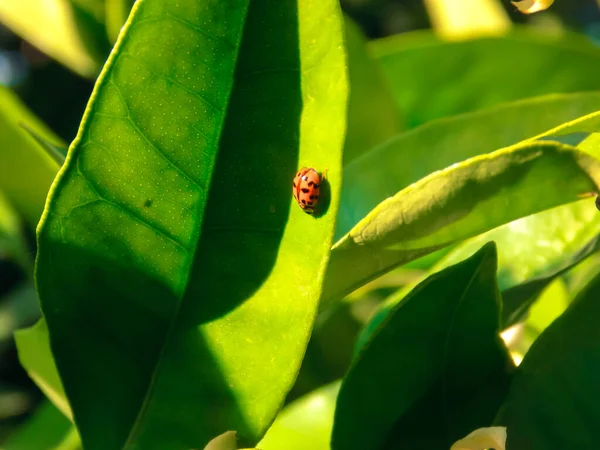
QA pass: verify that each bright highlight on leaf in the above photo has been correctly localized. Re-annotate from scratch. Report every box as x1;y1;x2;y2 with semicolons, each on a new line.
511;0;554;14
204;431;237;450
450;426;507;450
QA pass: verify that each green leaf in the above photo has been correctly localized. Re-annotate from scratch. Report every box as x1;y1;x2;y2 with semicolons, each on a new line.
0;87;62;230
507;278;570;361
324;140;600;305
34;0;347;449
356;199;600;352
259;381;341;450
105;0;135;43
423;0;510;40
0;190;31;273
422;199;600;329
15;319;71;419
495;272;600;449
0;0;108;77
19;122;67;166
336;92;600;239
371;30;600;128
2;401;77;450
332;243;513;450
343;17;403;165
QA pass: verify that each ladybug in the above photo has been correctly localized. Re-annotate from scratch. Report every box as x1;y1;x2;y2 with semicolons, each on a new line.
293;167;322;214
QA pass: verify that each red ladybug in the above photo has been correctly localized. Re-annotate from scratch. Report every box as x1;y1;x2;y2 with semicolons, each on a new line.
293;167;322;215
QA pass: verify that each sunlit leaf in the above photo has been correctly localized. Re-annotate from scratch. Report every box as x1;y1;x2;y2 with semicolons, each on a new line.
356;199;600;352
31;0;347;448
450;426;506;450
322;92;600;307
259;382;340;450
324;141;600;306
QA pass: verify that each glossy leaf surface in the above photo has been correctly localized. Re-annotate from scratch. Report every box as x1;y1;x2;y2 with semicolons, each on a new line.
34;0;347;448
332;243;513;450
337;92;600;238
496;272;600;449
324;141;600;305
372;30;600;128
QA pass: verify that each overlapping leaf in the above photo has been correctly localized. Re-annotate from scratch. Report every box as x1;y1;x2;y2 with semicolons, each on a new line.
332;244;513;450
371;30;600;127
322;93;600;306
0;87;62;229
496;272;600;449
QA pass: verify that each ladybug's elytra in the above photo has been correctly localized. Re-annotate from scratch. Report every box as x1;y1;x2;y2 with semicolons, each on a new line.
293;167;322;214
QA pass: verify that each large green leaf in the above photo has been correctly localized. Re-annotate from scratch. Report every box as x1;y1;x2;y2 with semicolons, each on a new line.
336;92;600;238
495;271;600;449
322;93;600;306
323;140;600;305
356;199;600;352
259;381;341;450
0;0;108;77
0;87;62;229
371;30;600;128
343;17;403;165
332;243;513;450
33;0;347;449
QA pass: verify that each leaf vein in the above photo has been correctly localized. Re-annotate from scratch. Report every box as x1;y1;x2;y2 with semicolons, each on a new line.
107;79;204;190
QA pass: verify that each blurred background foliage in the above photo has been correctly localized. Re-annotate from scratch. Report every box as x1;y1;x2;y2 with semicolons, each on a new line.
2;0;600;446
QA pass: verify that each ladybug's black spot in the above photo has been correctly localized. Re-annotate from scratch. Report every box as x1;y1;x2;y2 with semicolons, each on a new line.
293;182;296;188
301;200;306;204
297;172;301;177
301;188;309;193
309;195;319;200
307;201;313;206
313;183;319;188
